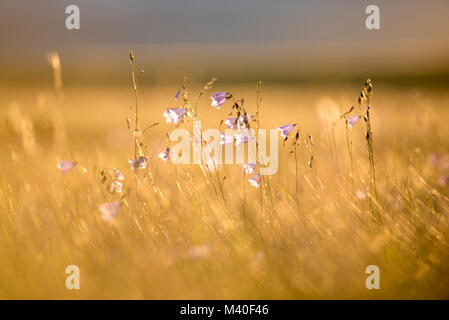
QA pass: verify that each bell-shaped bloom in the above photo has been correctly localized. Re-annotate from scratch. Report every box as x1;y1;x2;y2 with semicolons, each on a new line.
225;115;252;130
224;117;237;129
248;173;261;188
219;133;234;145
174;88;181;100
243;162;257;174
99;202;120;222
235;133;251;146
158;148;170;161
110;181;123;193
347;115;361;128
128;156;148;170
163;108;186;124
114;168;124;181
57;160;77;176
277;124;296;139
211;92;227;109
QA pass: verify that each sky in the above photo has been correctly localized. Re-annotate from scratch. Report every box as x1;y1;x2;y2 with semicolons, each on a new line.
1;0;448;84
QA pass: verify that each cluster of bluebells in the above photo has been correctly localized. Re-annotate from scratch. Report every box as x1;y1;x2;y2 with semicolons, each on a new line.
157;87;314;189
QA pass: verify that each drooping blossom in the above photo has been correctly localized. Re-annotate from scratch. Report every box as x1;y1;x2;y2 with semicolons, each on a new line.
347;115;361;129
163;108;186;124
211;92;227;109
277;124;296;140
219;133;234;145
110;181;123;193
158;148;170;161
235;133;251;146
248;173;261;188
224;117;237;129
99;202;120;222
225;115;253;130
128;156;148;170
243;162;257;174
57;160;77;176
114;168;124;181
438;175;449;187
174;88;181;100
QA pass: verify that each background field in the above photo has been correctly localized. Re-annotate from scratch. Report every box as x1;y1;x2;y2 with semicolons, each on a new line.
1;79;449;299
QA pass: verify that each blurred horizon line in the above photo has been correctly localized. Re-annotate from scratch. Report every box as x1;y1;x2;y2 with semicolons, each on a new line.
1;36;449;86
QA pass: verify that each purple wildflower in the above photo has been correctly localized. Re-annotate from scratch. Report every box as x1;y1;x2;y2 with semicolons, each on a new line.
243;162;257;174
211;92;227;109
110;181;123;193
347;115;361;128
99;202;120;222
158;148;170;162
219;133;234;145
174;88;181;100
128;156;148;170
57;160;77;176
114;168;124;181
224;117;237;129
248;173;261;188
163;108;186;124
235;133;251;146
277;124;296;140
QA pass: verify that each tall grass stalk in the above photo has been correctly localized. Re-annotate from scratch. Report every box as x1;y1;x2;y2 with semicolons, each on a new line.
360;79;379;220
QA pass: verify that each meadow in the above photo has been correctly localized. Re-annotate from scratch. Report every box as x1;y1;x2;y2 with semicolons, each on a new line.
1;54;449;299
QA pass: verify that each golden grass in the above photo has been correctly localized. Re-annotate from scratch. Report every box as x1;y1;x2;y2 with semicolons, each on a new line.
1;81;449;299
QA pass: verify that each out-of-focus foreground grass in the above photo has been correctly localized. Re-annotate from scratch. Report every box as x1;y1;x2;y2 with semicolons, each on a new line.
1;81;449;299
